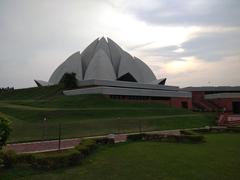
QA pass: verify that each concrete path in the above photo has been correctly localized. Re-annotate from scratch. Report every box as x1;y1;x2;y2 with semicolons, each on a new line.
5;129;182;154
5;138;81;154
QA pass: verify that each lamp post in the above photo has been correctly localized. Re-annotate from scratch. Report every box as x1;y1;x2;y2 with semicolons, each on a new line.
117;117;120;134
58;123;62;150
42;117;47;141
138;119;142;133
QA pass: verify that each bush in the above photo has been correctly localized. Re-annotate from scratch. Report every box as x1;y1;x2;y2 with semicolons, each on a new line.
16;153;35;165
180;130;199;135
127;133;146;141
75;139;97;156
95;137;114;144
2;149;17;168
126;132;205;144
0;116;11;149
31;149;82;170
193;128;211;133
0;151;3;168
226;126;240;133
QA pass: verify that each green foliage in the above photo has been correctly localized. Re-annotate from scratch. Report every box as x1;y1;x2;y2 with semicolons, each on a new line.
75;139;97;156
2;133;240;180
95;137;114;144
59;73;78;90
127;132;205;143
2;149;17;168
0;115;11;149
127;133;146;141
31;149;82;170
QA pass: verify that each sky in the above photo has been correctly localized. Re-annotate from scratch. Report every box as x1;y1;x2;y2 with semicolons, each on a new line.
0;0;240;88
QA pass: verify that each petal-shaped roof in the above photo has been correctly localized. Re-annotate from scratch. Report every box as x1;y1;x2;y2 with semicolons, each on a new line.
49;52;82;84
150;78;167;85
107;37;122;75
118;51;142;82
81;38;99;76
41;37;160;87
95;37;111;59
134;57;156;83
84;49;116;81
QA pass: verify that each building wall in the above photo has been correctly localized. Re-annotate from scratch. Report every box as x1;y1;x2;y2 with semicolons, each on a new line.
210;98;240;112
192;91;205;103
170;97;192;110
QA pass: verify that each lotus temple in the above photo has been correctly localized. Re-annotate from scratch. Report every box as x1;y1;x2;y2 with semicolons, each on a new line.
35;37;240;113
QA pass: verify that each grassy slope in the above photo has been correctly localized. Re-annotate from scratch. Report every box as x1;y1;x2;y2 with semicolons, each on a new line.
0;86;217;142
2;133;240;180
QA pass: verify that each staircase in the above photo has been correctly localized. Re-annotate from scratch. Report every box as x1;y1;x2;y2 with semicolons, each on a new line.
193;100;220;112
218;113;240;126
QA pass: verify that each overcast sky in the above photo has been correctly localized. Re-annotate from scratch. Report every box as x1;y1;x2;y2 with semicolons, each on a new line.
1;0;240;88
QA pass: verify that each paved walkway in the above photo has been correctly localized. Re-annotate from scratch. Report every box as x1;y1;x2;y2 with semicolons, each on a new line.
5;138;81;153
5;129;182;154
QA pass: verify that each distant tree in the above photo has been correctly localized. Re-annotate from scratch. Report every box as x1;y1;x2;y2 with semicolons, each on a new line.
59;73;78;90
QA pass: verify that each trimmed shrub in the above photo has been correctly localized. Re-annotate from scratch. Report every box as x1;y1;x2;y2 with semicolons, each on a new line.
127;132;205;144
2;149;17;168
127;133;146;141
226;126;240;133
144;134;163;141
16;153;35;165
95;137;114;144
0;116;11;149
0;151;3;168
31;149;82;170
75;139;97;156
180;130;199;135
193;128;211;133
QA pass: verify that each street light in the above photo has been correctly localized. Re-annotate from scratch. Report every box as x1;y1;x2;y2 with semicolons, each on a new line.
42;117;47;141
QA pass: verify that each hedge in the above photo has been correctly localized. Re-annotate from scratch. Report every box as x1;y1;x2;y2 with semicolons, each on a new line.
31;149;82;170
1;138;100;170
95;137;114;144
127;132;205;143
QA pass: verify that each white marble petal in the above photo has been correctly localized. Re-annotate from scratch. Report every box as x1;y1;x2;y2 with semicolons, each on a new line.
81;38;99;76
49;52;82;84
134;57;156;83
107;37;122;75
118;51;141;82
84;49;116;81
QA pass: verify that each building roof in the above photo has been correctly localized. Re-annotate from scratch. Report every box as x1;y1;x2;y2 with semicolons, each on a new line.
182;86;240;92
64;86;191;98
205;93;240;99
44;37;163;86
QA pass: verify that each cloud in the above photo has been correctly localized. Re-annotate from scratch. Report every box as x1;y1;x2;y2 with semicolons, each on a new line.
122;0;240;27
164;56;240;87
138;28;240;62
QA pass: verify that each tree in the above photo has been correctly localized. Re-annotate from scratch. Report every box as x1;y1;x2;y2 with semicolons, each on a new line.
59;73;78;90
0;116;11;149
0;115;11;167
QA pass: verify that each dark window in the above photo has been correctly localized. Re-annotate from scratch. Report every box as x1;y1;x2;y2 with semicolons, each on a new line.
232;102;240;114
117;73;137;82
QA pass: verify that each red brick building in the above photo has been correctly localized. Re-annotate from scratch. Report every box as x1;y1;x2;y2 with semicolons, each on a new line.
183;87;240;114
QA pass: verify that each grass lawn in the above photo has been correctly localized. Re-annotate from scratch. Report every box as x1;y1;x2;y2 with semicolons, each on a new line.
0;86;217;142
2;133;240;180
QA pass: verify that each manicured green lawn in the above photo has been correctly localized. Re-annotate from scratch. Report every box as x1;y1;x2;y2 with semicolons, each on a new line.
0;86;217;142
2;133;240;180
